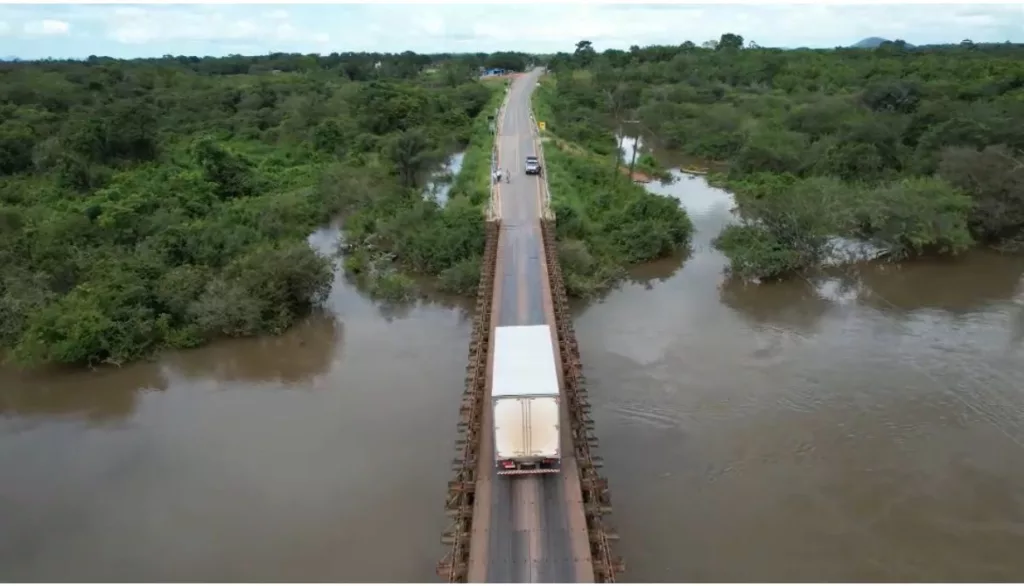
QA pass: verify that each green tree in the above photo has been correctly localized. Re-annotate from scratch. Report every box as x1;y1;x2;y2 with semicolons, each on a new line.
717;33;744;52
386;128;436;188
192;138;257;200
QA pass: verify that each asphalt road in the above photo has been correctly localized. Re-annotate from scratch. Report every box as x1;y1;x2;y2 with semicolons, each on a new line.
495;71;547;330
466;69;594;583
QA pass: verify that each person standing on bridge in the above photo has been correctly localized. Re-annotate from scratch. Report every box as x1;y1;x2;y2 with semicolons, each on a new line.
505;168;511;184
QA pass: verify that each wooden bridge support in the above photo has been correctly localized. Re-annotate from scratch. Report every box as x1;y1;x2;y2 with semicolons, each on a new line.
541;218;625;583
437;219;500;583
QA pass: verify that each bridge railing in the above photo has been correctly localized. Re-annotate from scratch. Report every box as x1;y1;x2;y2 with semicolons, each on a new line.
437;219;499;582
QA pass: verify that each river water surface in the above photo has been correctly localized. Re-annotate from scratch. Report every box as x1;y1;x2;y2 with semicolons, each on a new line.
583;168;1024;581
0;223;473;581
2;168;1024;580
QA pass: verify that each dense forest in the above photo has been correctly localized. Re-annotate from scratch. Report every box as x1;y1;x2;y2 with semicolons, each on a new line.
542;36;1024;280
0;51;531;367
6;35;1024;367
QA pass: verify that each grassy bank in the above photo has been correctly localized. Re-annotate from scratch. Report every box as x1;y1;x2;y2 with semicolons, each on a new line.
340;81;505;300
534;76;693;297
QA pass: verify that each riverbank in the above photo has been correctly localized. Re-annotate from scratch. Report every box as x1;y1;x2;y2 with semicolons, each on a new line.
617;126;1016;283
615;135;677;184
533;77;694;298
338;84;505;302
619;130;1021;282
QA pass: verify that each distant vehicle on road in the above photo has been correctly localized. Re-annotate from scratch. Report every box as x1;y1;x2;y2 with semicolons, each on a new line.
491;325;561;475
524;155;542;176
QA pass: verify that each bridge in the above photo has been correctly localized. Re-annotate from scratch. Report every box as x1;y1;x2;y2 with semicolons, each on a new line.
438;69;623;582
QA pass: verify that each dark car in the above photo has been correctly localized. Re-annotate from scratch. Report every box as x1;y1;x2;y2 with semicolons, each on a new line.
525;155;541;175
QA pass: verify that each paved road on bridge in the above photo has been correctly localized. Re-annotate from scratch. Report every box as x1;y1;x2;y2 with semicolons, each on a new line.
465;69;595;583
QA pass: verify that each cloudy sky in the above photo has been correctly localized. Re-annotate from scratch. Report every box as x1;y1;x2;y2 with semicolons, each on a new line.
0;3;1021;60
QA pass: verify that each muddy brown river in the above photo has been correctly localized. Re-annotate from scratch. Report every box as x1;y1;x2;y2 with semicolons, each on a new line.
2;173;1024;581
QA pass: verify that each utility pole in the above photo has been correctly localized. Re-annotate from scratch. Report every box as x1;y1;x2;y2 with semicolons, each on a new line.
612;123;624;183
606;87;623;183
628;135;639;179
625;117;659;185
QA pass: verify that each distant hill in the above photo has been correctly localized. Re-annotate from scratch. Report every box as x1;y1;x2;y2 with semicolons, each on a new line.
853;37;888;48
852;37;916;49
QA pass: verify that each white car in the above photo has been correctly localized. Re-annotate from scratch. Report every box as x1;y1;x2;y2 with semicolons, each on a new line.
524;156;541;176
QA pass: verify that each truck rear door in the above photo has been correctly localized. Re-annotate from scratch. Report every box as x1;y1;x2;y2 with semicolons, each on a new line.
494;398;528;461
494;397;560;462
527;397;559;459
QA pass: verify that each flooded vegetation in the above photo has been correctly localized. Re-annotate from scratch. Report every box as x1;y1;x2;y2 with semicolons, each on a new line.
0;52;501;369
547;37;1024;284
425;151;467;207
0;223;472;582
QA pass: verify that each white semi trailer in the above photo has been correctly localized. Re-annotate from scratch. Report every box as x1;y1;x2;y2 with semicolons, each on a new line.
491;325;561;475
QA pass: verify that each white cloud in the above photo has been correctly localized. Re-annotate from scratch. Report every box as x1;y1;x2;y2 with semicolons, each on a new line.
101;6;329;48
340;3;1023;52
0;3;1020;60
23;19;69;36
0;21;10;36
